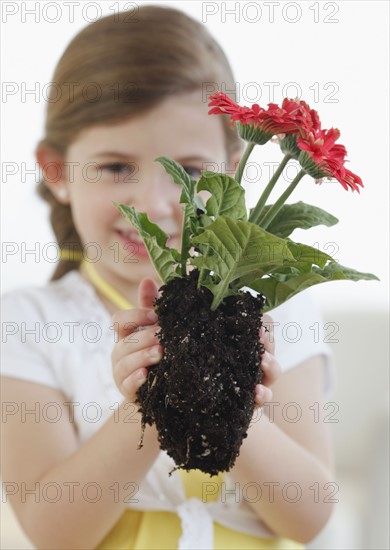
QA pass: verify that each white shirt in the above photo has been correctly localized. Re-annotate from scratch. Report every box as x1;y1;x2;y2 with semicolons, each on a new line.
1;270;335;548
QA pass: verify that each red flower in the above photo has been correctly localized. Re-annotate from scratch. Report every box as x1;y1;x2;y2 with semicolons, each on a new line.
208;93;321;137
208;92;362;192
297;128;363;192
297;128;345;163
208;92;272;145
342;168;363;192
294;99;321;135
208;92;248;119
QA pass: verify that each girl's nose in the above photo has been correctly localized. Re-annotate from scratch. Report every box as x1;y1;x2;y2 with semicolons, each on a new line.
124;168;174;221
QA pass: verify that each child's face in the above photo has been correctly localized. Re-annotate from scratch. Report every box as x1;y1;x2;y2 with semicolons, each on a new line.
62;91;231;285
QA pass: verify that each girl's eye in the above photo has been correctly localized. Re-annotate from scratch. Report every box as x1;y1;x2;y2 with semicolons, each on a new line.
183;166;202;180
99;163;138;182
102;163;127;172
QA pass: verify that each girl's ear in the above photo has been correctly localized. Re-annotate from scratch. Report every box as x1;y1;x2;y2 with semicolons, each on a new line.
36;144;70;204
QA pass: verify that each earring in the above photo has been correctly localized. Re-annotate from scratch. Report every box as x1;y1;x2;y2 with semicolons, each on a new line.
58;188;69;200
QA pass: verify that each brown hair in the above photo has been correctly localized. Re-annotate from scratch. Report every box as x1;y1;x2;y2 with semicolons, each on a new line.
37;5;241;280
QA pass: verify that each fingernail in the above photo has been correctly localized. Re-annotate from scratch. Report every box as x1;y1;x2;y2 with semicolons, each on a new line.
147;310;158;322
262;351;270;365
257;385;266;399
135;369;147;381
150;345;162;360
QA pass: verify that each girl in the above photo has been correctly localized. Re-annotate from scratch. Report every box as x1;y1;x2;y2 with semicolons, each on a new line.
1;6;336;549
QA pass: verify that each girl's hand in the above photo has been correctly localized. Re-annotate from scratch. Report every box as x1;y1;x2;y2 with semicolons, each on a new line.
111;278;163;402
255;314;281;409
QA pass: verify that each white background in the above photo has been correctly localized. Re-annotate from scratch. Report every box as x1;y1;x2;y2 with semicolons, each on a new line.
1;0;389;312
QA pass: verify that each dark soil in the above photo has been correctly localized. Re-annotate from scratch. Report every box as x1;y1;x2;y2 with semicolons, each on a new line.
136;268;265;476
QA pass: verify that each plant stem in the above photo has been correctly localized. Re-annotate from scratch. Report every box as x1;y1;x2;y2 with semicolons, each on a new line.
210;272;231;311
259;170;306;230
248;153;292;225
197;243;210;288
235;142;256;184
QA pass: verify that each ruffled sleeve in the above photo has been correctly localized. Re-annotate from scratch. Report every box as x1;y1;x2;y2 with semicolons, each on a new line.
1;289;61;390
266;290;336;399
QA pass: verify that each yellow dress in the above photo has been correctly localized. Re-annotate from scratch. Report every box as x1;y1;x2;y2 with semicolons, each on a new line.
97;469;304;550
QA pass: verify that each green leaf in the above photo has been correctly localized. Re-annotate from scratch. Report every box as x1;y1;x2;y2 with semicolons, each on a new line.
284;240;334;269
190;216;295;310
232;240;332;291
156;156;206;275
250;261;380;312
197;172;247;221
258;202;339;238
250;273;329;311
313;262;380;282
113;203;180;284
